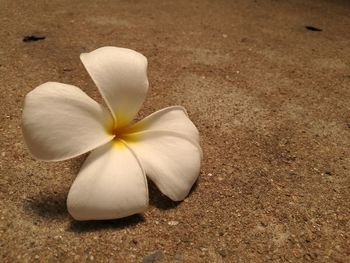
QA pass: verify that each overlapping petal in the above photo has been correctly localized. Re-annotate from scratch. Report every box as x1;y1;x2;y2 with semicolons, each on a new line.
22;82;114;161
22;46;203;221
122;131;202;201
67;141;148;220
127;106;200;143
80;47;149;128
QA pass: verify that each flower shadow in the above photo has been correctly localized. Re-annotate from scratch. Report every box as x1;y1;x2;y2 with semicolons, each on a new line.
24;192;145;232
67;214;145;233
24;192;68;220
148;180;198;210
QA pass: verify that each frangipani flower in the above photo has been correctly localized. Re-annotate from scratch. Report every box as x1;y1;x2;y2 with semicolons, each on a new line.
22;47;202;221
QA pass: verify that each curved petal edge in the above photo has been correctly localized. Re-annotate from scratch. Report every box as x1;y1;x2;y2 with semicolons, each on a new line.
67;141;148;221
127;106;200;144
123;130;202;201
22;82;114;161
80;46;149;128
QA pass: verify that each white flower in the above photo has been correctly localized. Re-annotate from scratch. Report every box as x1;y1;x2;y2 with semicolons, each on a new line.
22;47;202;221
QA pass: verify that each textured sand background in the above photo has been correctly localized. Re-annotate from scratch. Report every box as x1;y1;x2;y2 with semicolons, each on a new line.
1;0;349;262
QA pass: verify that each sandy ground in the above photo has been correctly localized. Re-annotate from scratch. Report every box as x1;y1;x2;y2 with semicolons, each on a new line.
1;0;350;262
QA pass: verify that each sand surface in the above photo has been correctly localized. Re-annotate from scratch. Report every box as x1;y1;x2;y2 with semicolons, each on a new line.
1;0;349;262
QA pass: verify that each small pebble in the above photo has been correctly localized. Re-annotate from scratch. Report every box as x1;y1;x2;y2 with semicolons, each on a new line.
23;34;46;42
222;34;228;38
34;255;39;259
305;25;322;32
142;251;164;263
174;252;185;261
218;249;227;257
288;171;297;176
168;220;179;226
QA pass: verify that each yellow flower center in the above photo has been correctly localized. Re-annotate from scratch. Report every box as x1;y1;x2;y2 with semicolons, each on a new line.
105;119;141;148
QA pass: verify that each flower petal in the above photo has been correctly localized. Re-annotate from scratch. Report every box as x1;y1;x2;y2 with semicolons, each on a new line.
127;106;200;143
122;131;202;201
67;141;148;221
80;47;148;128
22;82;114;161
